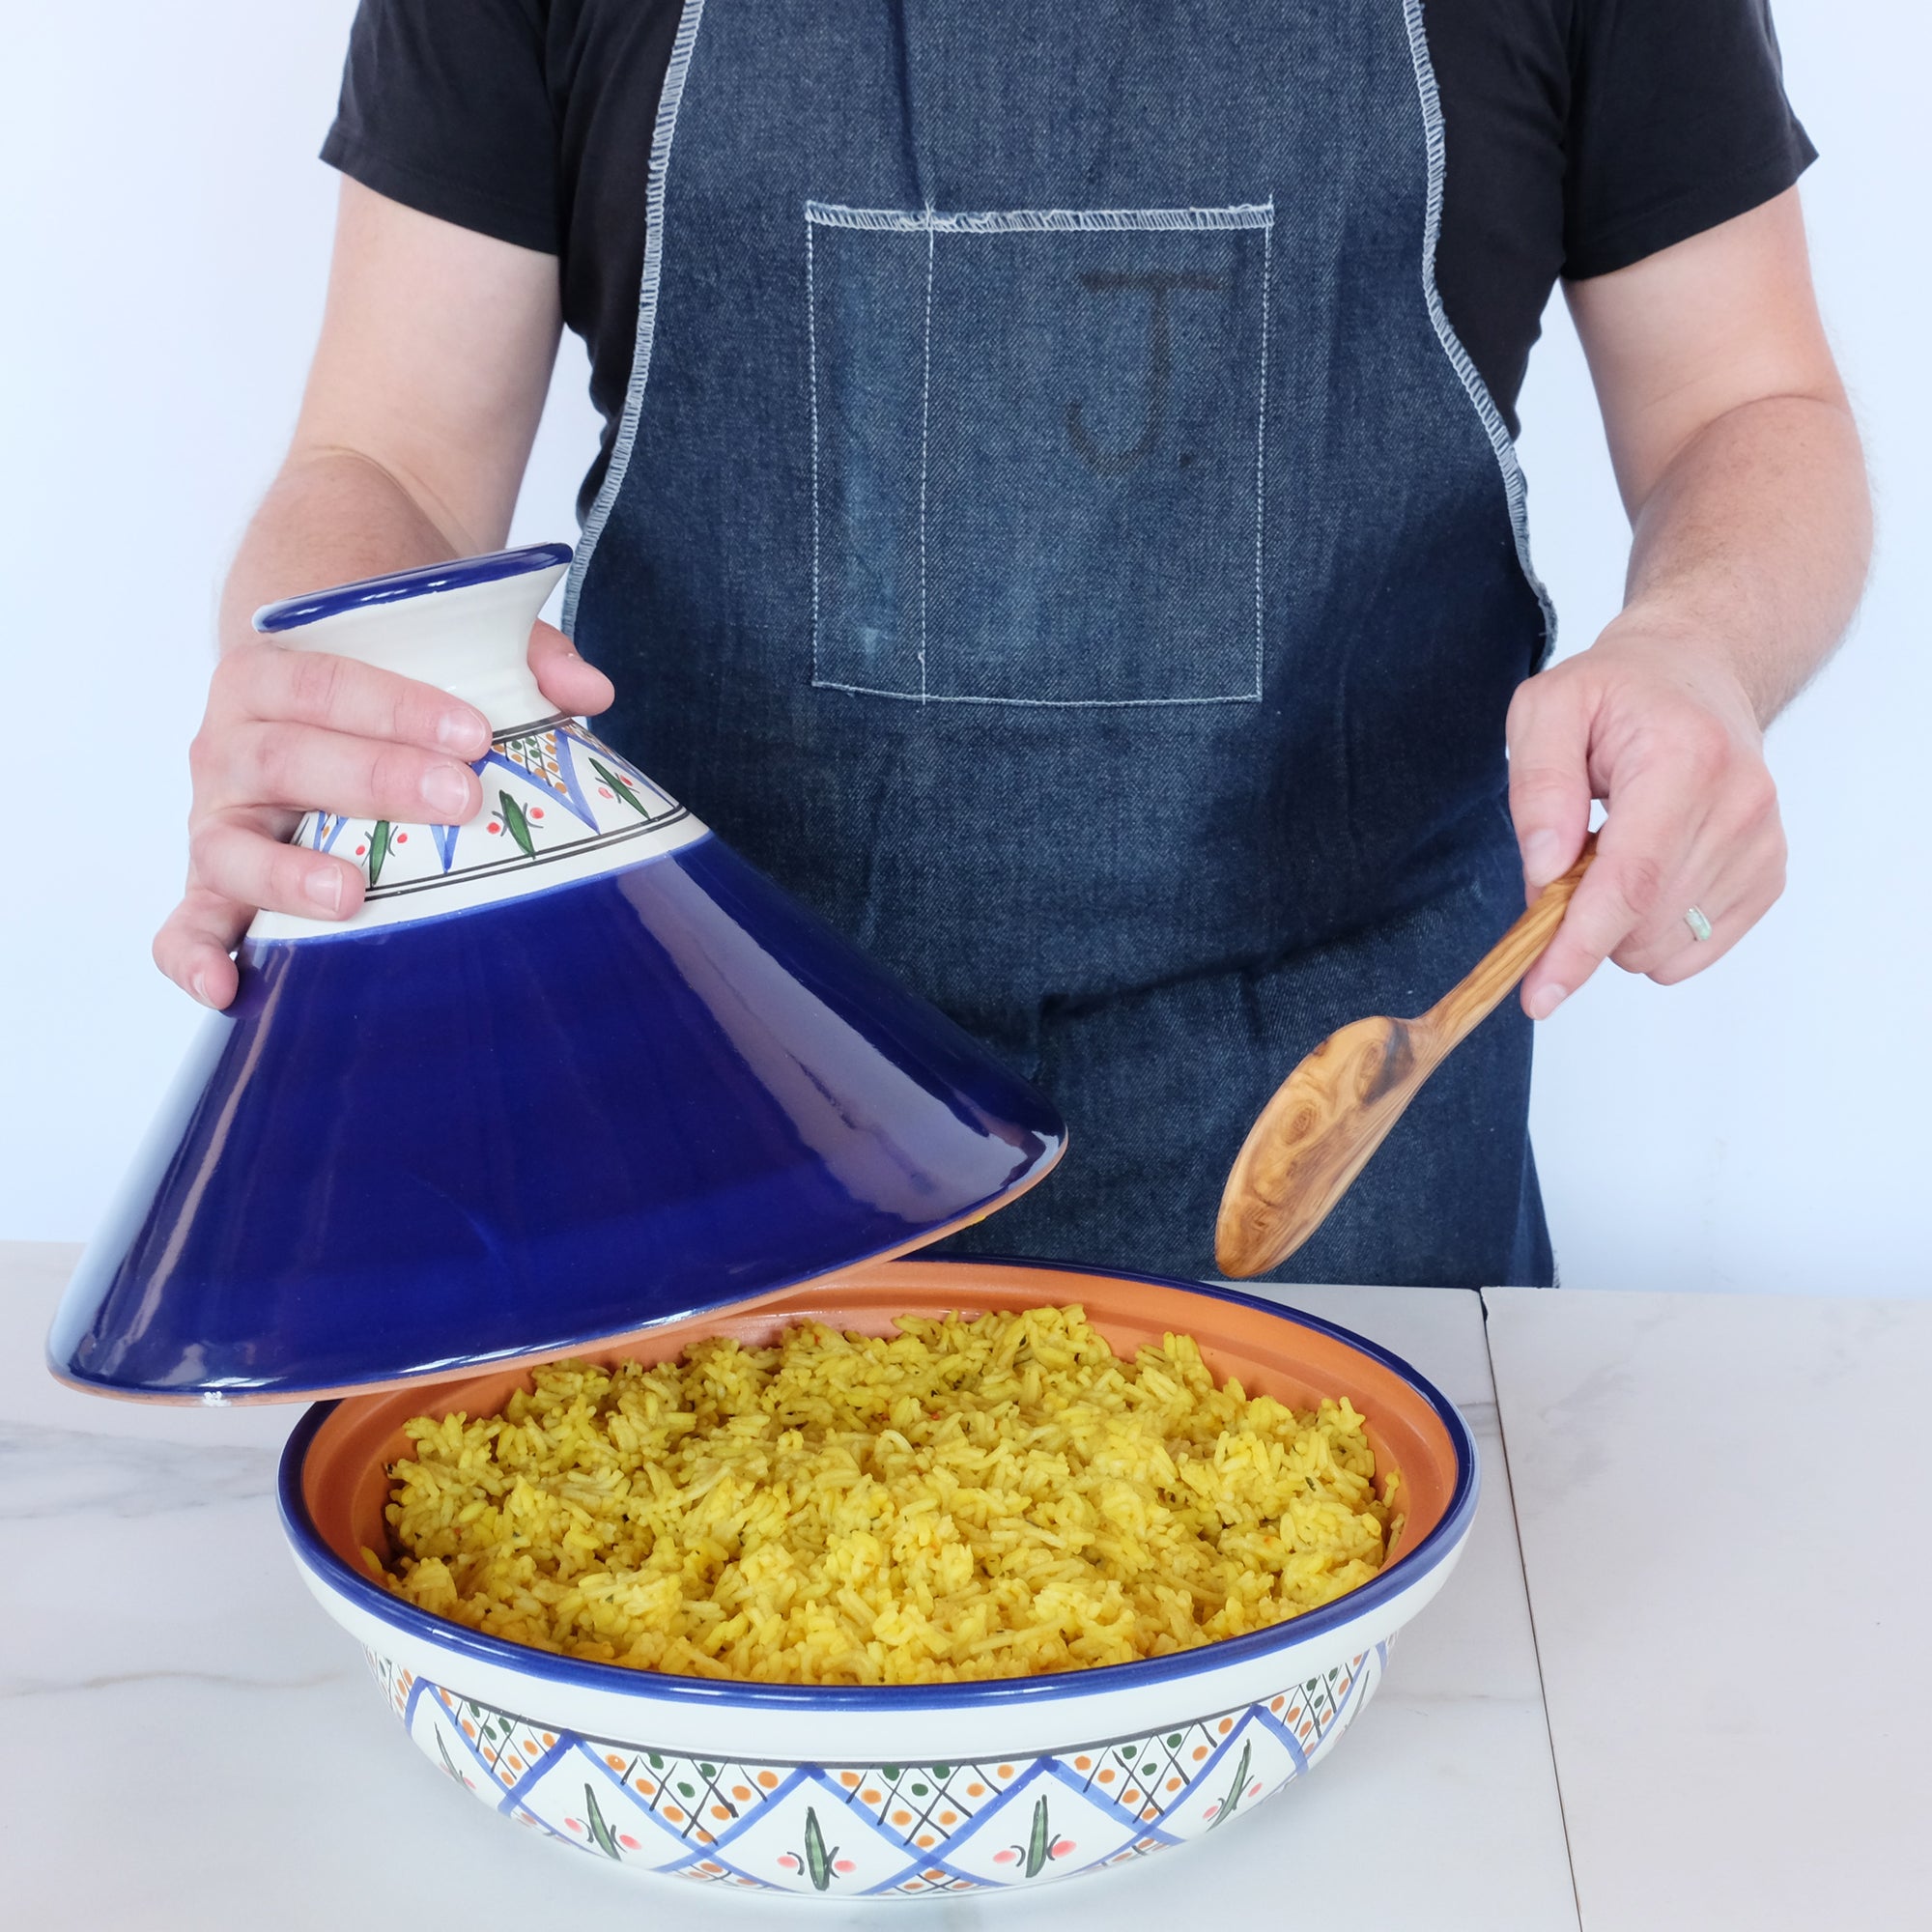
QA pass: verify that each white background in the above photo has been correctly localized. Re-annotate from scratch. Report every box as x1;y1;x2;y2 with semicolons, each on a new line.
1;2;1924;1293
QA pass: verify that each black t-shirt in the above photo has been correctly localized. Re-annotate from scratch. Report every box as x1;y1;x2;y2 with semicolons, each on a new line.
322;0;1813;519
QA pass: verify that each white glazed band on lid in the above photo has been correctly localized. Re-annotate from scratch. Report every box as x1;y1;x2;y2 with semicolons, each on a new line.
249;548;708;940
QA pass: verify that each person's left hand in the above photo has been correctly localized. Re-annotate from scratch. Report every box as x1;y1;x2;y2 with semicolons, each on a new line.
1505;614;1787;1019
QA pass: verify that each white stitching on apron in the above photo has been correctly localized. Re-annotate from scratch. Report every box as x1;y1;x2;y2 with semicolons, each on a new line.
563;0;710;636
1399;0;1555;660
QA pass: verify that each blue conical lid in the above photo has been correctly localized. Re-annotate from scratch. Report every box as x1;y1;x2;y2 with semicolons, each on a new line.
47;549;1065;1402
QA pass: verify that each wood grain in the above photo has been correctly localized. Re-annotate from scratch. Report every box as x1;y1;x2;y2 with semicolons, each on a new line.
1215;838;1596;1278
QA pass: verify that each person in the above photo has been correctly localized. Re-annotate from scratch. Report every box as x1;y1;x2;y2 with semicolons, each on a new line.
153;0;1869;1288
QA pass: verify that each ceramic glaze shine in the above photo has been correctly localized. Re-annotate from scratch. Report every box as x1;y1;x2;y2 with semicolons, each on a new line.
47;546;1066;1402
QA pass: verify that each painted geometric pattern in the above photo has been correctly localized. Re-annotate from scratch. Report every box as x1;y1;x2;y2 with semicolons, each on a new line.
364;1642;1390;1895
292;717;687;903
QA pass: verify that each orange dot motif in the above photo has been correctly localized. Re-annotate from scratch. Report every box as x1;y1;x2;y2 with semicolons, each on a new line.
371;1657;1388;1891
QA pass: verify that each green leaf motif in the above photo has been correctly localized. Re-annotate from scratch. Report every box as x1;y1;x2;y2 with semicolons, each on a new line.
582;1781;623;1861
434;1728;462;1784
1025;1794;1051;1878
498;790;536;860
366;820;392;887
1208;1740;1253;1831
803;1806;838;1891
589;756;655;820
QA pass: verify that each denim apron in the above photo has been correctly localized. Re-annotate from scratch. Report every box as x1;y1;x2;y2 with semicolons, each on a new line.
565;0;1557;1287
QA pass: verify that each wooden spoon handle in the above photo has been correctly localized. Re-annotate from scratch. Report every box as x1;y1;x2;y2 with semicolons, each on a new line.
1423;834;1597;1049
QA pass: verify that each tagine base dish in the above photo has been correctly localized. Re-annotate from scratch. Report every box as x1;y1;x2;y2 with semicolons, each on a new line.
283;1257;1476;1898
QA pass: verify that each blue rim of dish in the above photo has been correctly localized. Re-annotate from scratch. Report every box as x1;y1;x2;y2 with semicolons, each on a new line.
253;544;574;635
277;1258;1480;1711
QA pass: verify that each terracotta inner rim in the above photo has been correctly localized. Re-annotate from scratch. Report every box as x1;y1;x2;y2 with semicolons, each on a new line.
301;1259;1465;1623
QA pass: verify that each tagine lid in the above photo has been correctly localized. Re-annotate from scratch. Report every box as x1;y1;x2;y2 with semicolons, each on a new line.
46;546;1066;1406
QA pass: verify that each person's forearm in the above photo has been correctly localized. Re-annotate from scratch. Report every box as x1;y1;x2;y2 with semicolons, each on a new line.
1509;384;1867;1013
216;447;469;654
1605;391;1871;723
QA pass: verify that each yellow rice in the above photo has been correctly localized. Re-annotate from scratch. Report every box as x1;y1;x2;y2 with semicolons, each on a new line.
377;1304;1400;1685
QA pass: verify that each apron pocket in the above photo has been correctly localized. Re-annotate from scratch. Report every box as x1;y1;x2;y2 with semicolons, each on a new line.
808;201;1272;707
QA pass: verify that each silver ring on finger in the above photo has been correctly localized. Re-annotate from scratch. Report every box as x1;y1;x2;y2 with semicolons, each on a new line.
1684;905;1714;943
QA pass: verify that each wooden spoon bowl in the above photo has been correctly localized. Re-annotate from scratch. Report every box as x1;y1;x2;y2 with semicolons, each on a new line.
1216;839;1595;1278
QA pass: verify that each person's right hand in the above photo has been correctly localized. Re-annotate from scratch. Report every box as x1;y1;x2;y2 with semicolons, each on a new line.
154;621;612;1009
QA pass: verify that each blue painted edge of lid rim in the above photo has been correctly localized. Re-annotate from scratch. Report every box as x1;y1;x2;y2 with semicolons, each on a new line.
253;543;575;635
277;1256;1481;1714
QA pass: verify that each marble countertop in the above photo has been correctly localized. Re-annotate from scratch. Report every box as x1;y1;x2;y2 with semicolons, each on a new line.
4;1242;1923;1928
1485;1286;1932;1931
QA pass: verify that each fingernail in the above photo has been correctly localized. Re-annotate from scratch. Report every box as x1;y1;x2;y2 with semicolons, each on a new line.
437;709;487;754
1527;982;1569;1021
421;764;473;818
304;868;344;915
1522;830;1564;886
190;972;213;1008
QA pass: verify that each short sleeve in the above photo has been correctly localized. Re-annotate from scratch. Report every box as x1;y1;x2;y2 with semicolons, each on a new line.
1564;0;1816;279
321;0;559;256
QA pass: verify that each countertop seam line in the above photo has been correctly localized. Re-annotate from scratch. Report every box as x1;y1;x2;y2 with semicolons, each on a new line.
1482;1285;1587;1932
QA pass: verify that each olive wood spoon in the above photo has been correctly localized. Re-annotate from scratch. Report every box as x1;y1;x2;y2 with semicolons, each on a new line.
1215;835;1597;1278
